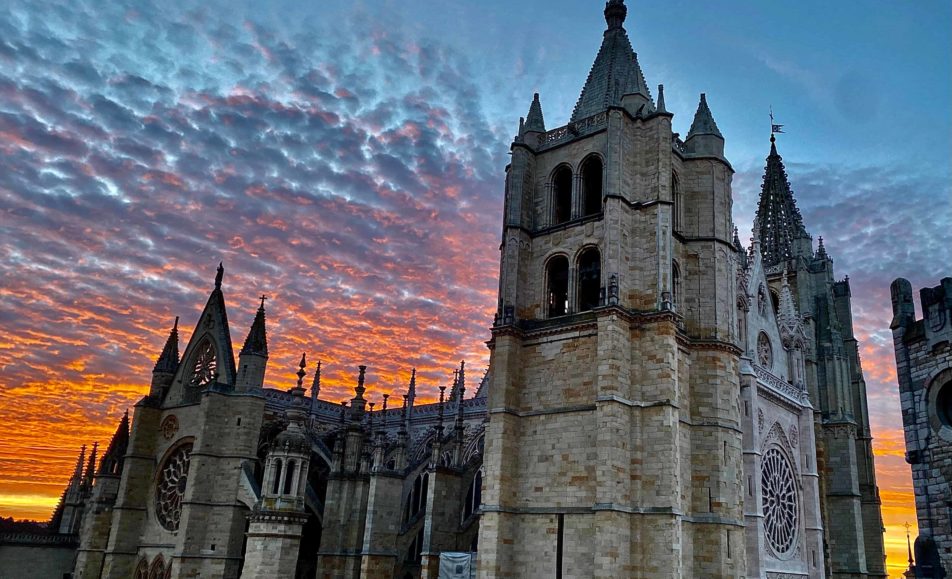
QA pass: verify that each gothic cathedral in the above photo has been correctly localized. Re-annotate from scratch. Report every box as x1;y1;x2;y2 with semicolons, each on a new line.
46;1;886;578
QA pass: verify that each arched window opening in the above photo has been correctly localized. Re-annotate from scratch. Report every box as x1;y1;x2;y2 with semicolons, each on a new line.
770;290;780;316
672;261;682;311
463;470;483;520
672;172;682;232
581;157;603;216
578;248;602;312
283;460;296;495
134;558;149;579
148;555;165;579
271;459;283;495
552;166;572;225
737;300;748;351
546;256;569;317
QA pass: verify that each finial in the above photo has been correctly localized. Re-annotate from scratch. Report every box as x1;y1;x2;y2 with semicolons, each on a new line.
437;385;447;432
356;365;367;398
905;522;914;565
657;84;666;113
311;360;322;400
604;0;627;30
215;262;224;289
259;294;267;310
382;394;389;427
296;353;307;388
173;316;179;331
368;402;375;432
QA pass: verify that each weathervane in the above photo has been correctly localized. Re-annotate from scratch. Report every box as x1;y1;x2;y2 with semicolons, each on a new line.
770;106;784;137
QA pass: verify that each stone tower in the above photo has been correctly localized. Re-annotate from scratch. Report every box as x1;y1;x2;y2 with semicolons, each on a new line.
478;0;745;576
753;134;887;578
243;355;312;578
891;277;952;578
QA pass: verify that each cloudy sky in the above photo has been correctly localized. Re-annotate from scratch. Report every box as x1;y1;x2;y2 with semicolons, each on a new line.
0;0;948;574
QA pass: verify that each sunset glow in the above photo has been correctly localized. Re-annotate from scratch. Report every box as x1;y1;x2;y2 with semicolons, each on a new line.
0;1;948;576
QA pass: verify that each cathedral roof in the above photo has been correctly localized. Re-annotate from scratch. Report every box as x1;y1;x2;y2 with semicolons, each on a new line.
241;297;269;357
686;93;722;139
571;0;653;122
754;135;809;267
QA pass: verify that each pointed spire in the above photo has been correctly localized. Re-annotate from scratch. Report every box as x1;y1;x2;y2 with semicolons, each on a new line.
153;317;180;374
294;353;307;391
240;296;268;357
98;410;130;475
754;134;810;267
83;442;98;488
72;445;87;481
571;0;652;122
407;368;416;406
524;93;546;133
816;236;829;260
686;93;723;139
311;360;322;402
906;522;915;566
734;226;749;269
656;84;667;113
777;268;805;349
350;365;367;421
457;360;466;400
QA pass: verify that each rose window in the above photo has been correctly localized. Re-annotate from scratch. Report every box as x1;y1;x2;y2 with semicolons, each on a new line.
757;332;773;369
189;340;217;388
761;446;799;557
155;443;193;532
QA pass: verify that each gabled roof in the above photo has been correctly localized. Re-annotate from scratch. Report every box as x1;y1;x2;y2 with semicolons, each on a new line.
571;0;653;122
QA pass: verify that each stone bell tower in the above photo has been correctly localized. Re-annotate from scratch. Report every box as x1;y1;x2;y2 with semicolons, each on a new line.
478;1;744;577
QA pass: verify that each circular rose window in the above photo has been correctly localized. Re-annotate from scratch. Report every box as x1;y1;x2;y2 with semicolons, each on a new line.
155;443;193;531
761;446;799;557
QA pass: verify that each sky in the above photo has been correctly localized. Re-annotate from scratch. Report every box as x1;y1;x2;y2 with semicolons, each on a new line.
0;0;949;575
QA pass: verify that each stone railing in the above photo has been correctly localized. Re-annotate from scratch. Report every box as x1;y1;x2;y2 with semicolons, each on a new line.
754;365;809;406
0;532;77;546
537;112;608;150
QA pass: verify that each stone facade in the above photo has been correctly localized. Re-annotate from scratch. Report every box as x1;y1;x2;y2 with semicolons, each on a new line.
891;277;952;577
37;2;888;578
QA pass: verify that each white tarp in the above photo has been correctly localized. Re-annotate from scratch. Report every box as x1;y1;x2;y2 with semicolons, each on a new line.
438;552;476;579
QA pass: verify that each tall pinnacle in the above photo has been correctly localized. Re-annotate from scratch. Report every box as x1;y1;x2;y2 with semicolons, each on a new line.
571;0;652;122
240;297;268;357
524;93;546;133
154;317;180;374
754;134;809;267
99;411;130;475
686;93;723;139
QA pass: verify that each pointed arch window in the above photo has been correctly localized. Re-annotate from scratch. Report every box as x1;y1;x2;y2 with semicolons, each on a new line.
546;256;569;318
134;558;149;579
672;172;682;232
271;459;283;495
552;166;572;225
581;156;603;216
578;248;602;312
672;261;682;311
148;555;165;579
463;470;483;520
283;460;297;495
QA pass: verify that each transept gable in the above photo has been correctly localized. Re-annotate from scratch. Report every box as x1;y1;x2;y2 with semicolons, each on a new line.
165;263;237;403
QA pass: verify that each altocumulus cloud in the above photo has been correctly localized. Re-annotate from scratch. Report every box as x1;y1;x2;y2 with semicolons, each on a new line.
0;0;509;514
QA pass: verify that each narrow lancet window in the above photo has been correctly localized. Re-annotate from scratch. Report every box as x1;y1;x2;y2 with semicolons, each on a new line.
578;248;601;312
546;256;570;317
552;166;572;225
581;156;603;216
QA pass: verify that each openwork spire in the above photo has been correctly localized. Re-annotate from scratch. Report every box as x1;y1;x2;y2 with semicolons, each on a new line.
154;317;180;374
686;93;722;139
571;0;652;121
524;93;546;133
754;135;809;267
240;296;268;357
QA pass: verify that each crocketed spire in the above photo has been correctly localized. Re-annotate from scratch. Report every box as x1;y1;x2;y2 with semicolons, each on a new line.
153;317;180;374
686;93;722;139
754;135;809;267
524;93;546;133
240;296;268;357
571;0;653;121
